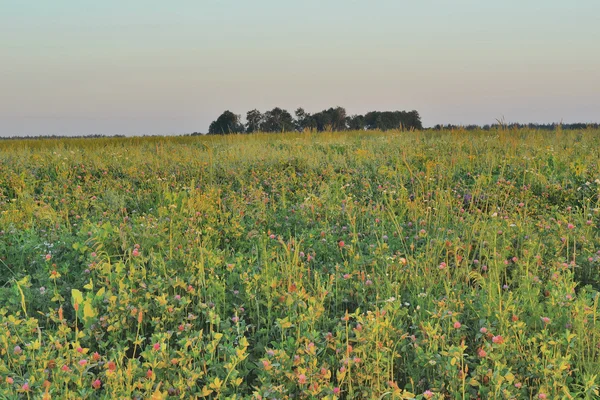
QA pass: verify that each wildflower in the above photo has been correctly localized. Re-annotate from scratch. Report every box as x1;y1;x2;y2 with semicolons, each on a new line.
92;379;101;389
21;382;30;392
146;369;154;379
339;241;345;248
478;348;487;357
512;315;519;322
153;343;161;351
333;387;341;395
515;382;522;388
453;321;461;329
298;374;307;384
93;352;100;361
107;361;116;371
439;262;447;270
79;359;88;367
567;223;575;230
61;365;70;372
46;254;52;261
538;394;547;399
541;317;550;324
231;316;239;324
13;345;22;355
423;390;434;399
132;248;140;257
6;377;13;384
492;335;504;344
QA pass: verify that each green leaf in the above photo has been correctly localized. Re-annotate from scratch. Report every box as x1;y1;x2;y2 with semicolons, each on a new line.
83;300;97;322
72;289;84;306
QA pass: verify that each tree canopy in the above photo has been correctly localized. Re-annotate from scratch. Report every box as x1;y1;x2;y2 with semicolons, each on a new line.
208;110;244;134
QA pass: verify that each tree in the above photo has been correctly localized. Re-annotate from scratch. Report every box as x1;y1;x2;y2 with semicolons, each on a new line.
245;109;263;133
295;108;316;131
261;107;294;132
310;107;347;132
364;111;380;130
363;110;423;131
347;114;365;130
404;110;423;130
312;111;332;131
329;107;347;131
208;110;244;134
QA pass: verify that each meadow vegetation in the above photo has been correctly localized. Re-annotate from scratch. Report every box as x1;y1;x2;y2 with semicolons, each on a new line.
0;128;599;399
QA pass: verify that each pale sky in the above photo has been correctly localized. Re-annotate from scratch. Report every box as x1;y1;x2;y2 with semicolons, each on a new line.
1;0;599;136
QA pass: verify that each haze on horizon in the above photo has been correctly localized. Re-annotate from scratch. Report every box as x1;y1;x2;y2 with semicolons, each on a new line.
1;0;599;137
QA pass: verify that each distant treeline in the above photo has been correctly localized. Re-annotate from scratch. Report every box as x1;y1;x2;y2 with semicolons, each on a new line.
205;107;423;134
433;122;600;131
0;134;126;141
2;120;598;140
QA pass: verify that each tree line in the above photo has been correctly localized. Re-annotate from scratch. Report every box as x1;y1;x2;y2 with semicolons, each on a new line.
206;107;423;134
432;122;600;131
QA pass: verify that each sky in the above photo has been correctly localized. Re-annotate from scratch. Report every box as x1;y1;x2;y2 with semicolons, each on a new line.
1;0;599;136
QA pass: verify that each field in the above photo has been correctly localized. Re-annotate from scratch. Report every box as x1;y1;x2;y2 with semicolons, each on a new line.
1;129;599;399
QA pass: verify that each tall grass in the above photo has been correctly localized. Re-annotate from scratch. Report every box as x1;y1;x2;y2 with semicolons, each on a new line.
0;128;599;399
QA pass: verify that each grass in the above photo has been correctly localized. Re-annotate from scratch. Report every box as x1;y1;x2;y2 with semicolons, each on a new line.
0;128;599;399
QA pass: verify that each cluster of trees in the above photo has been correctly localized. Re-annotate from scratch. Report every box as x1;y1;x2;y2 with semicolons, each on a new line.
207;107;423;134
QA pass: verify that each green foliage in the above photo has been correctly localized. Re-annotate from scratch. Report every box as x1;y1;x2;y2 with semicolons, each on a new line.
208;110;245;134
0;129;599;399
